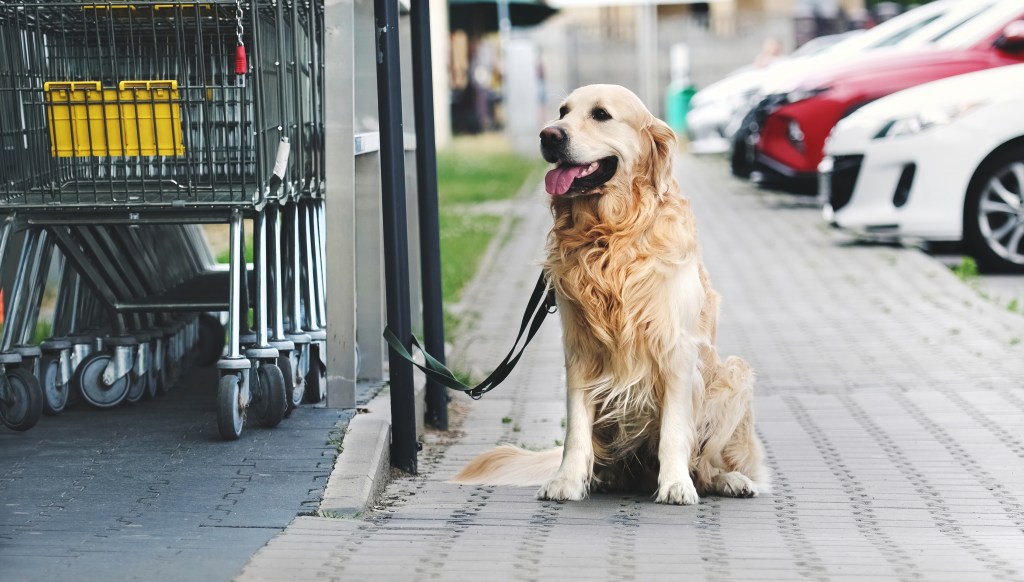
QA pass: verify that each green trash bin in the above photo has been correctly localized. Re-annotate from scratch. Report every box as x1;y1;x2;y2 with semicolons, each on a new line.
666;81;697;136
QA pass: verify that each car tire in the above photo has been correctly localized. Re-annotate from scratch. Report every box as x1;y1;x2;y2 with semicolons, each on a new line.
730;110;758;179
964;146;1024;273
730;128;753;178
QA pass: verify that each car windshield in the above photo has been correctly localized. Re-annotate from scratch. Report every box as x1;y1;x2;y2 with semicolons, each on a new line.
820;0;957;55
895;1;999;48
869;14;944;47
935;1;1024;49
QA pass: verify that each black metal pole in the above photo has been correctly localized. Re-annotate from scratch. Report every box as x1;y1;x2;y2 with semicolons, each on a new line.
410;0;448;431
374;0;418;473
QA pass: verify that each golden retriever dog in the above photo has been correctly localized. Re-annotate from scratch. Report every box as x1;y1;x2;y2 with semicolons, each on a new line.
452;84;768;504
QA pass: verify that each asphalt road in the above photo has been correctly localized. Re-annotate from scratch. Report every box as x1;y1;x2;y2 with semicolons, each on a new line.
0;364;353;582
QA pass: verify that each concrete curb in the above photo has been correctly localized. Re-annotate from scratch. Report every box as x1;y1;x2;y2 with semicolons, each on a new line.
319;390;392;517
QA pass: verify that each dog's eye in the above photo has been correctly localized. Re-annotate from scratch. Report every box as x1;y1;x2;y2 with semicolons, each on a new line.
559;106;569;119
591;107;612;121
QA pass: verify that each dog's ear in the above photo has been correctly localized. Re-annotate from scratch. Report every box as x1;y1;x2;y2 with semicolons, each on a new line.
640;117;678;198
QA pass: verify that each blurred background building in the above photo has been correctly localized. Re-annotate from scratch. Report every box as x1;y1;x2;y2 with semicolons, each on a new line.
443;0;928;152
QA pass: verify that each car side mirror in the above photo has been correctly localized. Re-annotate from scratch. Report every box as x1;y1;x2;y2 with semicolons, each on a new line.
995;20;1024;52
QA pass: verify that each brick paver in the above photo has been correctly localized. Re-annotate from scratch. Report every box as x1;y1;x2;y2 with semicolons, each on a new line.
0;366;358;581
239;155;1024;581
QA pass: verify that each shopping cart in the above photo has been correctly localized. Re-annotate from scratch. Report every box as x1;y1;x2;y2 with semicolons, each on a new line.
0;0;323;438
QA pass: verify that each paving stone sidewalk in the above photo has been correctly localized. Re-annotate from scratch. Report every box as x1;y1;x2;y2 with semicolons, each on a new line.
238;155;1024;581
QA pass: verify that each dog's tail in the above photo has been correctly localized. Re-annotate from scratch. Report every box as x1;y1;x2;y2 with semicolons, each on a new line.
450;445;563;486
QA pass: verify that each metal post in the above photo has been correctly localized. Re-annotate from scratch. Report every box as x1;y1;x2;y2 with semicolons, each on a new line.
636;3;659;117
410;0;447;430
227;210;244;359
374;0;417;473
254;209;269;347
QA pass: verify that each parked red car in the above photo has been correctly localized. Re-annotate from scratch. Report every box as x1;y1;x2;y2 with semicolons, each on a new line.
746;2;1024;193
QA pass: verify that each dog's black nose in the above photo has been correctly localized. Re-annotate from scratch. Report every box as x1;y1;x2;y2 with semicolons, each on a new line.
540;126;566;150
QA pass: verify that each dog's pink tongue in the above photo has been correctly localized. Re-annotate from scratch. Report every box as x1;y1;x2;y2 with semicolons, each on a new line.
545;165;587;196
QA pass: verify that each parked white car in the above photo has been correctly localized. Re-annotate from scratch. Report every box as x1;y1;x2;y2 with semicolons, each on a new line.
822;62;1024;272
684;0;970;155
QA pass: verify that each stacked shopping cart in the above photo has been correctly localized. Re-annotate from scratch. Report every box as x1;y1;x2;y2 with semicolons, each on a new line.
0;0;328;439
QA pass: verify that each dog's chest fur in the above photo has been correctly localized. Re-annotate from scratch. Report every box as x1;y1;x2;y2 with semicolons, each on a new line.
545;193;701;462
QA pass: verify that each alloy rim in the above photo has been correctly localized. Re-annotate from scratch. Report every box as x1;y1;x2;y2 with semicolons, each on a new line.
978;160;1024;265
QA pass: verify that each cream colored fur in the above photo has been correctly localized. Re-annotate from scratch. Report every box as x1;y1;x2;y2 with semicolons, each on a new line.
452;85;769;504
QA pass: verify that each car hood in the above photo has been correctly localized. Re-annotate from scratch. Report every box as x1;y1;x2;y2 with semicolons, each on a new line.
760;46;918;95
795;48;1013;99
691;44;912;108
826;62;1024;151
839;62;1024;130
689;66;766;109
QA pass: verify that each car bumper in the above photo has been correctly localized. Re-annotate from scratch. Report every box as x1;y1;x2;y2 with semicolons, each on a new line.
687;103;737;155
751;151;818;193
822;129;984;242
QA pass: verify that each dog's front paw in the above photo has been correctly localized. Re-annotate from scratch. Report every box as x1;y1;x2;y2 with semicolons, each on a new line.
537;474;588;501
656;479;700;505
712;471;758;498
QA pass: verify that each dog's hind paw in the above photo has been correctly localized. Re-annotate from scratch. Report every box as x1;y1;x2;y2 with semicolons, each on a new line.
537;475;588;501
656;480;700;505
712;471;758;498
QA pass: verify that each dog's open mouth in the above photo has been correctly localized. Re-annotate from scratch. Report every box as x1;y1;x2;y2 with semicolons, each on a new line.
544;157;618;197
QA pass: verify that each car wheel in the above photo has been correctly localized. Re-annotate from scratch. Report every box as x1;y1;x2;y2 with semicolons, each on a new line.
964;147;1024;273
730;128;753;178
730;111;758;179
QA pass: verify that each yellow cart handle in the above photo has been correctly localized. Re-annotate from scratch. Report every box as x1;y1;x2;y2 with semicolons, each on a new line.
44;81;102;92
118;80;179;91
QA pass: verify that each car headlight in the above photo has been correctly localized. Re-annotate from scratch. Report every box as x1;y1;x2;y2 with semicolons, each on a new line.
873;101;986;140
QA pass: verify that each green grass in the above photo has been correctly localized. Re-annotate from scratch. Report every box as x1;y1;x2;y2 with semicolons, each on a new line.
0;320;53;345
215;239;254;264
439;212;500;321
437;134;543;206
437;134;544;334
32;320;52;344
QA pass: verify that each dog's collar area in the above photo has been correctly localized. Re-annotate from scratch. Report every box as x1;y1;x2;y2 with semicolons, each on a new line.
545;156;618;197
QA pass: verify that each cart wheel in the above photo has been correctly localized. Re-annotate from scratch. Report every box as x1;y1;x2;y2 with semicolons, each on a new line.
252;363;286;428
74;353;130;409
125;373;147;404
39;355;68;416
277;355;297;418
156;353;173;395
145;355;159;400
217;373;245;440
1;367;44;431
289;350;306;410
197;314;226;367
303;344;326;404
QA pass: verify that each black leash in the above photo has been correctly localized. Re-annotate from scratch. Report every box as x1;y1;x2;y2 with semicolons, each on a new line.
383;272;557;399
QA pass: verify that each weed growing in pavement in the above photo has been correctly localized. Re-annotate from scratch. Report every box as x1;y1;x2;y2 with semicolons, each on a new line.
501;416;513;424
1009;299;1020;313
513;424;521;433
1011;337;1021;346
327;430;345;451
952;257;979;282
554;439;563;446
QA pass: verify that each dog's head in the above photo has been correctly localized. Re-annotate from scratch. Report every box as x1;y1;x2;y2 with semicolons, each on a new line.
540;84;676;199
